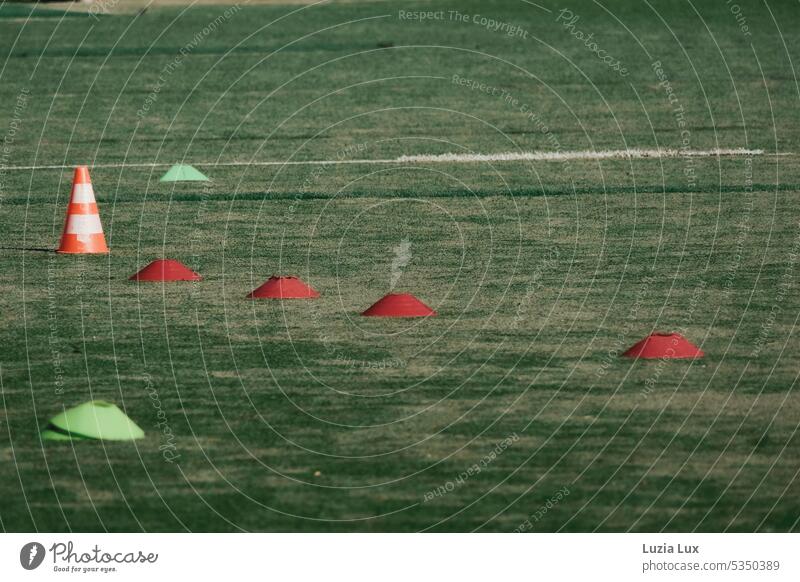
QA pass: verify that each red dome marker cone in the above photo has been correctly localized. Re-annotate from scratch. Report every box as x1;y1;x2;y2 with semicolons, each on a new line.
247;276;319;299
361;293;436;317
622;332;704;359
129;259;202;282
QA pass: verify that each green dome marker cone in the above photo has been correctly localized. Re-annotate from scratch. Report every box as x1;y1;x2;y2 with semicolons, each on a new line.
159;164;209;182
42;400;145;442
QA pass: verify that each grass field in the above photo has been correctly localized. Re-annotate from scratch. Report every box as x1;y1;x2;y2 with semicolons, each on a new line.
1;0;799;532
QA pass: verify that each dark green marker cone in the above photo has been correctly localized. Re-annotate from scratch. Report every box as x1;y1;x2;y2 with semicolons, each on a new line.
42;400;145;442
159;164;209;182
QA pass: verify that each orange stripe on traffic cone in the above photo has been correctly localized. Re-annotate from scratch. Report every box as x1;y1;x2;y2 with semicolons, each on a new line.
57;166;109;254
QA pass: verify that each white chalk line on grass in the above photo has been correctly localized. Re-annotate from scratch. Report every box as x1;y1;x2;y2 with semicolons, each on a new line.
0;148;776;171
396;148;766;163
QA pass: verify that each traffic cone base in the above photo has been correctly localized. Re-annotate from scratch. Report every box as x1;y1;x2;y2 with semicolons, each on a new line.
160;164;209;182
57;166;109;254
130;259;202;282
247;276;319;299
42;400;145;442
622;332;704;359
361;293;436;317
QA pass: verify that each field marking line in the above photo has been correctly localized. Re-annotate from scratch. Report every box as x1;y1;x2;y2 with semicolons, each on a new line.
0;148;777;171
394;148;766;162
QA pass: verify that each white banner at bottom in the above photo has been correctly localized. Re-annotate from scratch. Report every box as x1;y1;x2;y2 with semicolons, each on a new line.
0;534;796;581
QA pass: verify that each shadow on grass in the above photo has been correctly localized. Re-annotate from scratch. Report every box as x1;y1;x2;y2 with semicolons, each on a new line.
0;247;55;253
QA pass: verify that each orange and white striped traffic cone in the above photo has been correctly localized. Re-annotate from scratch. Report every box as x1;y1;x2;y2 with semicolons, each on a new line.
57;166;109;254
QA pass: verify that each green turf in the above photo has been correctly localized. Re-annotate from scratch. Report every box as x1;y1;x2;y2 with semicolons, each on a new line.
1;0;799;532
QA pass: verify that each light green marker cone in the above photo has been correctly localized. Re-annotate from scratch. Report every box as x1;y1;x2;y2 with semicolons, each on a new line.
42;400;145;441
159;164;209;182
